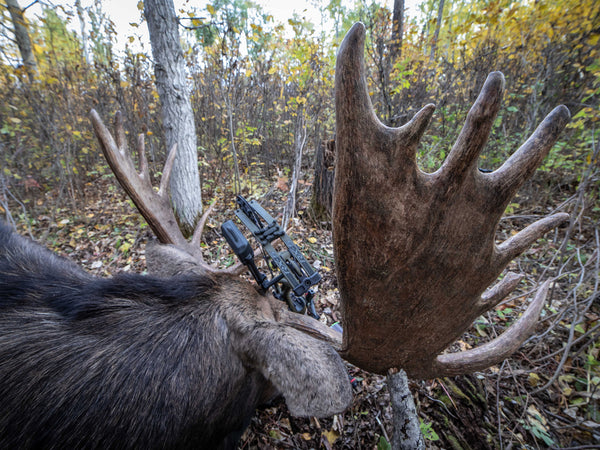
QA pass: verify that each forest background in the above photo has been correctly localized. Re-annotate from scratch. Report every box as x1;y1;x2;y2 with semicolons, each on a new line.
1;0;599;448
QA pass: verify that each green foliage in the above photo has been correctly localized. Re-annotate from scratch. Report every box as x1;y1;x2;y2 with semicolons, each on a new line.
376;435;391;450
420;419;440;441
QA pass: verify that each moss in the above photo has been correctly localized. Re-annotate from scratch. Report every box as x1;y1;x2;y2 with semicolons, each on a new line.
446;434;465;450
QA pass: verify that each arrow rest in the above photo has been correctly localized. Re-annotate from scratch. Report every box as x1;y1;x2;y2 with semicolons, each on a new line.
221;196;321;319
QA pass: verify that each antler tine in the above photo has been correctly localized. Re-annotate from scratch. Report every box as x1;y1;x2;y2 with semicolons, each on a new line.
136;133;150;182
438;72;504;185
335;23;381;132
396;104;436;153
158;143;177;197
90;109;188;248
114;111;127;153
476;272;524;315
490;105;571;202
435;280;551;377
191;200;215;246
495;213;570;270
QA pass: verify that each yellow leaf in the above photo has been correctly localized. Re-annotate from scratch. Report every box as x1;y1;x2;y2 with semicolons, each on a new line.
9;117;21;124
527;405;548;428
322;429;339;445
301;432;312;440
268;67;277;75
308;237;317;244
137;1;144;11
206;4;215;15
528;372;541;387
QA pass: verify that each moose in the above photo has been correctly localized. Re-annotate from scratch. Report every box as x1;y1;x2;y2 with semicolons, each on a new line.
0;23;570;448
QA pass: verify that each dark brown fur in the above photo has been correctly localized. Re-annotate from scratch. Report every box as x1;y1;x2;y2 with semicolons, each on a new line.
0;222;351;449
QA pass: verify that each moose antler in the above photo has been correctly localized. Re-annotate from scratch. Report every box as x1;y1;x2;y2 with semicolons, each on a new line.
90;110;226;273
334;23;570;378
90;109;345;348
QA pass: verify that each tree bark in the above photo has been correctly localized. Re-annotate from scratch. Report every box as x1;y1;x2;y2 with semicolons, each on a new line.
6;0;37;79
429;0;445;63
390;0;404;63
283;109;307;230
75;0;90;65
388;369;425;450
310;139;335;222
144;0;203;234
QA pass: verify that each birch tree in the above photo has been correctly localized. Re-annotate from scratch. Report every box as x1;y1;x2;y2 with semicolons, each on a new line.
143;0;203;234
5;0;37;79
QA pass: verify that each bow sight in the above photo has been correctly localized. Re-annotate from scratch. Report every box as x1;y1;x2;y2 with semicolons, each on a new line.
221;196;321;318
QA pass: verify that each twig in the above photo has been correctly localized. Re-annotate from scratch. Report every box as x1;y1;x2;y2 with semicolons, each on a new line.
496;360;508;450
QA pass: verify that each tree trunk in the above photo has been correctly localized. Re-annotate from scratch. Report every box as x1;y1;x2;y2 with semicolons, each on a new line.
387;0;405;126
6;0;37;79
144;0;202;234
387;369;425;450
429;0;445;63
283;109;307;230
75;0;90;65
310;139;335;222
390;0;404;63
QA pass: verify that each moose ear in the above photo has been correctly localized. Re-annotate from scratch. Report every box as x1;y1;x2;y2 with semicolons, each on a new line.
236;324;353;417
145;241;208;277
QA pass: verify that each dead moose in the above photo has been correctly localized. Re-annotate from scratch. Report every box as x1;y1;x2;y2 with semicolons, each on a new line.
0;23;570;449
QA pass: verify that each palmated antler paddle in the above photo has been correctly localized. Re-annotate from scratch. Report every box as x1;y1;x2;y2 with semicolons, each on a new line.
334;23;570;378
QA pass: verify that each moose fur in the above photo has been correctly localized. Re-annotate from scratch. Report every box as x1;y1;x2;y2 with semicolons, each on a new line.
0;222;352;449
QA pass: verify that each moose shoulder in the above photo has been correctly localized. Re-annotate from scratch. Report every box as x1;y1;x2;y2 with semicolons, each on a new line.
0;222;352;449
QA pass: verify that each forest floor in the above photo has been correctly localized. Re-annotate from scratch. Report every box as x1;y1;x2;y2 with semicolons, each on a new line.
3;167;599;450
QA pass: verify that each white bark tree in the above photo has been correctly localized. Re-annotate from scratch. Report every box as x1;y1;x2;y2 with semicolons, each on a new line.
5;0;37;79
143;0;203;234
